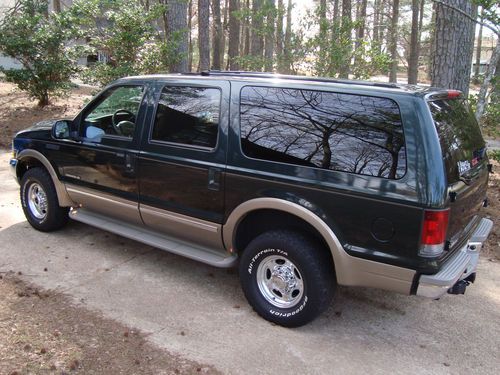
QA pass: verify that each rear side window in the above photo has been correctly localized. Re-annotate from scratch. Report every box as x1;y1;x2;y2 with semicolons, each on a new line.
428;99;485;182
152;86;221;149
240;86;406;179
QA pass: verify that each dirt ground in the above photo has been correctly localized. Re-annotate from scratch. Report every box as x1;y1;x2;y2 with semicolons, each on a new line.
0;273;219;375
0;81;94;148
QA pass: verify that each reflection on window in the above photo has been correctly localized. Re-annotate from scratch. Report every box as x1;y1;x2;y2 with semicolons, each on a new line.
152;86;221;149
240;87;406;179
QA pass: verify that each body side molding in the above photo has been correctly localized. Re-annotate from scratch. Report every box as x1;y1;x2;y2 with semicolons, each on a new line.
223;198;416;294
16;149;75;207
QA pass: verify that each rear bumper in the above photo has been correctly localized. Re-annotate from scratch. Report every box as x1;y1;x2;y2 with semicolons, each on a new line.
416;218;493;299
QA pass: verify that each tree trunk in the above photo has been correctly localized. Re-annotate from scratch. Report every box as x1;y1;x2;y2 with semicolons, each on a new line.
388;0;400;83
53;0;61;13
38;91;49;107
354;0;367;67
188;0;193;72
251;0;264;69
417;0;425;64
198;0;210;71
408;0;419;84
474;9;484;81
332;0;339;20
373;0;380;48
476;39;500;121
212;0;223;70
221;0;229;69
243;0;251;56
431;0;477;96
166;0;189;73
338;0;351;78
264;0;275;72
276;0;284;71
228;0;240;70
283;0;292;74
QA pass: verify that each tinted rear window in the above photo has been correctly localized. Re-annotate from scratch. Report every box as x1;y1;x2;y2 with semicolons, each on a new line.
428;99;486;182
240;86;406;179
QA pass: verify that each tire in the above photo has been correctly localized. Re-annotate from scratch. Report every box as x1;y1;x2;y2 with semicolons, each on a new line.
239;230;335;327
20;167;69;232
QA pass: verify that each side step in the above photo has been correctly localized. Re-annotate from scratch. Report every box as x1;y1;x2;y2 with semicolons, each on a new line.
69;208;238;268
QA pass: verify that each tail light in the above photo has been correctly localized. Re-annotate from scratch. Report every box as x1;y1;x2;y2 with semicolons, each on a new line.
419;209;450;257
446;90;462;99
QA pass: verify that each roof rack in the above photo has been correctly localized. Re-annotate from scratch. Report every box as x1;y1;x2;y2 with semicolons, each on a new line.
200;70;399;89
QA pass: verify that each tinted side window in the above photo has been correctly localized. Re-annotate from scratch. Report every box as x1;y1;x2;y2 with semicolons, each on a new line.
240;87;406;179
152;86;221;149
83;85;144;142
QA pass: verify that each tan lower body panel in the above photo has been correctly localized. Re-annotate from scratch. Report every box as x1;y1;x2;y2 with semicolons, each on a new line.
65;184;142;226
140;204;224;250
334;253;415;294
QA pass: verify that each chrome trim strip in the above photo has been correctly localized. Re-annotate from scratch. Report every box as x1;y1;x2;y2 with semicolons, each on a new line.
16;149;75;207
140;205;219;233
65;185;137;209
223;198;415;294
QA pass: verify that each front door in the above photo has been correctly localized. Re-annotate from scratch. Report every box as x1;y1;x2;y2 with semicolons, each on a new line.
58;83;148;225
138;81;229;249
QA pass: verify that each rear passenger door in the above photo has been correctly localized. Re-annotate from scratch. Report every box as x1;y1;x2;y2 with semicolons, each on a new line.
138;80;229;249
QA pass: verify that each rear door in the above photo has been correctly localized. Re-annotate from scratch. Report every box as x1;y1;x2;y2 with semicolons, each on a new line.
427;97;489;248
137;80;229;249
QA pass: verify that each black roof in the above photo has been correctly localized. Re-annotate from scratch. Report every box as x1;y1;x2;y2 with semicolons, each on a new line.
122;70;452;97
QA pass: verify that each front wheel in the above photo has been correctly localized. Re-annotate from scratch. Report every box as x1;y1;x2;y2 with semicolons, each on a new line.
20;167;69;232
239;230;335;327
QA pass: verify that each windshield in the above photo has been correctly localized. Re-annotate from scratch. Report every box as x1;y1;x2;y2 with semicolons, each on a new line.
427;98;486;183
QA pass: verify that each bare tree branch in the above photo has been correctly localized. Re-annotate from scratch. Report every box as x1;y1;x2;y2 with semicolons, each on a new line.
431;0;499;36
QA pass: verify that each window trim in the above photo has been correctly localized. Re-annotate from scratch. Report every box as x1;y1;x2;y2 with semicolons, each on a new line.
148;84;223;152
238;85;408;180
80;83;146;143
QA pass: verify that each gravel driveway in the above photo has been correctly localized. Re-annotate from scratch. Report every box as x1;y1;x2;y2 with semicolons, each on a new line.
0;151;499;375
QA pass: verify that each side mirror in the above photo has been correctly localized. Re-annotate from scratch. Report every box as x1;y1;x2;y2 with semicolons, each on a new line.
52;120;72;139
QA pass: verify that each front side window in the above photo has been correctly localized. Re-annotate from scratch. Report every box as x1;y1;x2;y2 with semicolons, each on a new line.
151;86;221;149
83;85;144;142
240;86;406;179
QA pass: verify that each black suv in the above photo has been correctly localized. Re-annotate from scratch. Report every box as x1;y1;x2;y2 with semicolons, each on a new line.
10;72;493;327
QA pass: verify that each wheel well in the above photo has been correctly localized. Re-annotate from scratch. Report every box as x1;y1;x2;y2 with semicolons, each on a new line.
16;157;45;181
234;209;334;265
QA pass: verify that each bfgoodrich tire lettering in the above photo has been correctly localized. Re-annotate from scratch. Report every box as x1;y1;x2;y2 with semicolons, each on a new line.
239;230;335;327
21;167;69;232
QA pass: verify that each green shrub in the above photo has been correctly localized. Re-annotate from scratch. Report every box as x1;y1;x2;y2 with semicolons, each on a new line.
0;0;80;106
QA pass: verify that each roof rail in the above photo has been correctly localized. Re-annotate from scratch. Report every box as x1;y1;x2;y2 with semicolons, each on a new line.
200;70;399;89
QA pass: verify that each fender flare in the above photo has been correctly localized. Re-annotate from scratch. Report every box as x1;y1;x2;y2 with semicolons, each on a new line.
223;198;414;293
16;149;75;207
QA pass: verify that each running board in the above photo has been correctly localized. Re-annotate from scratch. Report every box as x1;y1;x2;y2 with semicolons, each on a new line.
69;208;238;268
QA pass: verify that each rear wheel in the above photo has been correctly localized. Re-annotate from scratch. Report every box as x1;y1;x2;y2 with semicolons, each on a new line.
239;230;335;327
20;168;69;232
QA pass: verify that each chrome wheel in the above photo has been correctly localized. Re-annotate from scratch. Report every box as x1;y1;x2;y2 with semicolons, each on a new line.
27;182;48;220
256;254;304;308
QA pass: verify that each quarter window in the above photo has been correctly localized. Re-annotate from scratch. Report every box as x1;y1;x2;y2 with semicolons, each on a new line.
152;86;221;149
240;87;406;179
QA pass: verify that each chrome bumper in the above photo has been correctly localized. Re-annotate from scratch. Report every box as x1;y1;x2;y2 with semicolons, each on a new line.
9;158;19;183
416;218;493;299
